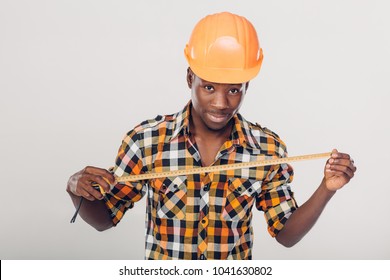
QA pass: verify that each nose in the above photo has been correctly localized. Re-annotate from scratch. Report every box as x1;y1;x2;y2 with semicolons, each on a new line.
211;91;229;110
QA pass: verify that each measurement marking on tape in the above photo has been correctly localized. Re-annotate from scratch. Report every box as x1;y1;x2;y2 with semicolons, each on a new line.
115;152;331;182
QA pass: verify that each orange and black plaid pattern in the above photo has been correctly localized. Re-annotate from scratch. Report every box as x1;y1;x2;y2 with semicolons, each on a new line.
103;101;297;260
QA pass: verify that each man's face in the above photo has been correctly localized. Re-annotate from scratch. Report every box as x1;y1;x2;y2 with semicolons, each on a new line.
187;68;248;132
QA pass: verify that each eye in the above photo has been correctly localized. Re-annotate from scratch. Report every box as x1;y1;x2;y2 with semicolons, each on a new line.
229;88;241;95
204;85;214;92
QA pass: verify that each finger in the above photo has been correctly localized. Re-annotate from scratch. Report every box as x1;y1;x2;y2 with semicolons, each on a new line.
75;182;96;201
350;158;356;169
79;188;96;201
324;170;351;183
327;159;356;171
325;170;354;183
326;163;355;178
89;186;105;200
79;180;104;200
331;152;351;161
328;156;357;174
77;176;105;198
84;166;116;184
75;181;103;200
81;173;112;193
328;157;353;167
79;189;95;201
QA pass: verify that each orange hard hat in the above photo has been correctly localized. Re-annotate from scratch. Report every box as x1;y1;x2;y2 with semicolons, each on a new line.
184;12;263;84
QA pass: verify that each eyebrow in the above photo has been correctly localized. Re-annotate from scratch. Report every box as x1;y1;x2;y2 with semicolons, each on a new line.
200;79;243;87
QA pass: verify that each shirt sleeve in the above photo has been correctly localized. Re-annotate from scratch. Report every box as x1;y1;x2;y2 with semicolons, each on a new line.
256;159;298;237
103;130;148;226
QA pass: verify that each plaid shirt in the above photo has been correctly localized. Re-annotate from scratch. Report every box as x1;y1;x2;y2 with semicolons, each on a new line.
103;101;297;260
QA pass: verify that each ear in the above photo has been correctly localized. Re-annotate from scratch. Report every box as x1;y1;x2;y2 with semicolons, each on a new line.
245;81;250;92
186;67;194;89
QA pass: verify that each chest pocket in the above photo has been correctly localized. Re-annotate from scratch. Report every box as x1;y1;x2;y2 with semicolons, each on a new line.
152;176;187;219
221;178;262;221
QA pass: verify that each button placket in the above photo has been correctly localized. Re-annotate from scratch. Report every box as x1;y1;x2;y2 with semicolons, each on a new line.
197;173;210;258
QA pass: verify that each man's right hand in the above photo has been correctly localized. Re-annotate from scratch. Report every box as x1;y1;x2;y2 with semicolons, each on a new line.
66;166;116;201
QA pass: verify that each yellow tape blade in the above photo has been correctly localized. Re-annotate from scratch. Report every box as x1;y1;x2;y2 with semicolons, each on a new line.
115;152;331;182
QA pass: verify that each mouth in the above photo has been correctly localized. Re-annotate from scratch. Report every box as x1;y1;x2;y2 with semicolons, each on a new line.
207;111;230;123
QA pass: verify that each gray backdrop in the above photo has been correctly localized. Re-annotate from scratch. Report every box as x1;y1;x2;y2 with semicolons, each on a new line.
1;0;389;259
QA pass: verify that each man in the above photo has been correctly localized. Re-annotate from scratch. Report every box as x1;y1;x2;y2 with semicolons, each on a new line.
67;12;356;260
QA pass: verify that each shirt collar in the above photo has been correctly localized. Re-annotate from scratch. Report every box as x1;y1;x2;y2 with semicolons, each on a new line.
168;101;261;150
231;113;262;150
168;101;191;141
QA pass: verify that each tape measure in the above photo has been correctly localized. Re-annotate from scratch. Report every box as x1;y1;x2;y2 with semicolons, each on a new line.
116;152;331;182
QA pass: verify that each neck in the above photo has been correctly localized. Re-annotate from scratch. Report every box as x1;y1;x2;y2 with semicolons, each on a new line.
189;114;233;141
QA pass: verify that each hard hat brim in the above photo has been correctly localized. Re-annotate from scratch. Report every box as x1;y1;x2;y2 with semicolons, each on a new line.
189;61;262;84
185;50;263;84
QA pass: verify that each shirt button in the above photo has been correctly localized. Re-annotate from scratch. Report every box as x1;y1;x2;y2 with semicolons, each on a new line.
200;254;206;260
203;185;210;191
201;218;208;227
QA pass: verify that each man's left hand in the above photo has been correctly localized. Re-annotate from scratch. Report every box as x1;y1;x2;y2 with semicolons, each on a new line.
324;149;357;192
